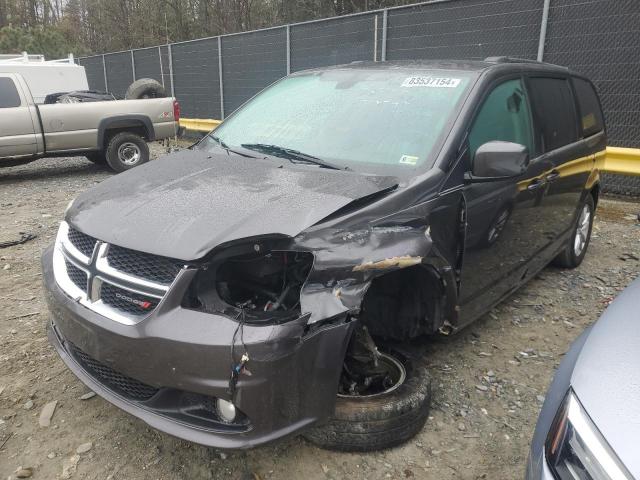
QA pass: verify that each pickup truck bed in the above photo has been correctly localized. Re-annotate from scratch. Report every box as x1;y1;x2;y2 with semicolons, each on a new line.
0;73;179;172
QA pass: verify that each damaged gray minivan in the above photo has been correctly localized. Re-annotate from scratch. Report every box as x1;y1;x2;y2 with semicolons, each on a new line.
43;58;605;451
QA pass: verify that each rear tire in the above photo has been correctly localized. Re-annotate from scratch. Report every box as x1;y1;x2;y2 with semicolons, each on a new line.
302;350;431;452
105;132;149;173
125;78;167;100
553;195;595;268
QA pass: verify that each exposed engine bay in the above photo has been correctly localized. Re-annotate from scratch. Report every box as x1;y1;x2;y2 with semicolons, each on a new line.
184;249;314;322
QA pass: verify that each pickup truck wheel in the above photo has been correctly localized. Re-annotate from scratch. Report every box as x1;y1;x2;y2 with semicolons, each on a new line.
85;152;106;165
553;195;594;268
105;132;149;172
302;349;431;452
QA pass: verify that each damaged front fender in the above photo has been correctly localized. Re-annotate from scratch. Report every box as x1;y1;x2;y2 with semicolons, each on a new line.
293;198;459;329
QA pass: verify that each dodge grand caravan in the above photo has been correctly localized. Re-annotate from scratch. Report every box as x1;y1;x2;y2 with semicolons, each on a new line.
42;58;606;451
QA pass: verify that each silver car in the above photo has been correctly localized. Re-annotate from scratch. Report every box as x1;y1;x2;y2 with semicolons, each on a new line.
526;276;639;479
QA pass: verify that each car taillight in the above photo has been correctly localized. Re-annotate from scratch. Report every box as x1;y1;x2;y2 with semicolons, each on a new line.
173;100;180;121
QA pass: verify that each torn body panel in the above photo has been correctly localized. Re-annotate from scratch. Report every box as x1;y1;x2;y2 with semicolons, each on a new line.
291;190;465;334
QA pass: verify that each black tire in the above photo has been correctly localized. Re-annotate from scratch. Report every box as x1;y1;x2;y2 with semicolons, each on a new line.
105;132;150;173
553;194;595;268
85;152;106;164
125;78;167;100
302;351;431;452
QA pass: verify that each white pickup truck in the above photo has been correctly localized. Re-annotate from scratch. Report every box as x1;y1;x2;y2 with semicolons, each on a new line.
0;72;179;172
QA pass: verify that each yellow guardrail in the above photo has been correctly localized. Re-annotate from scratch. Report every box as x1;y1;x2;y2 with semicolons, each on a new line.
179;118;221;132
604;147;640;176
178;119;640;177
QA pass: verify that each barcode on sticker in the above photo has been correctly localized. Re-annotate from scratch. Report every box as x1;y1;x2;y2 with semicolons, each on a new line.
402;76;461;88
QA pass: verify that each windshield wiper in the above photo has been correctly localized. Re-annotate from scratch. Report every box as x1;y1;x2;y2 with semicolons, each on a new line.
207;134;256;158
240;143;348;170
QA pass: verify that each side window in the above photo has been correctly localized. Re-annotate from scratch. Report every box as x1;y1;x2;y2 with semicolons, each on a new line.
0;78;21;108
528;77;578;151
468;78;533;160
572;78;604;137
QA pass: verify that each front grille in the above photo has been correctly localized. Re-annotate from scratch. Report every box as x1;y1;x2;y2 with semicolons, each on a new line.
56;221;181;324
101;282;158;316
67;227;96;258
107;245;183;285
65;259;87;292
71;345;159;401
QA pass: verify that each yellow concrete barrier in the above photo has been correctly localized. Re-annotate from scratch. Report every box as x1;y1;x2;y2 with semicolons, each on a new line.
604;147;640;176
179;118;221;132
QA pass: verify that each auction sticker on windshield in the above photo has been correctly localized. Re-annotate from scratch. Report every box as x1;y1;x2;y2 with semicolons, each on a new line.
402;76;461;88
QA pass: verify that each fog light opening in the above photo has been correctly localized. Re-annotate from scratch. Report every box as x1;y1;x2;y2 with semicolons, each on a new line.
216;398;237;423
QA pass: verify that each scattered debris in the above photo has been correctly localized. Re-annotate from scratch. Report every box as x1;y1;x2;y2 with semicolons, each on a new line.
15;467;33;478
78;392;96;401
76;442;93;454
23;400;34;410
39;400;58;427
0;232;37;249
61;454;80;479
8;311;40;321
0;432;13;450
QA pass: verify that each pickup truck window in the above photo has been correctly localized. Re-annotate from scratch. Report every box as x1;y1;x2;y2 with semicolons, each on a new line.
201;69;475;175
0;78;21;108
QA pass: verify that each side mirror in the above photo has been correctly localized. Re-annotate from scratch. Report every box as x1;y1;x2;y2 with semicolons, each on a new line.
469;141;529;181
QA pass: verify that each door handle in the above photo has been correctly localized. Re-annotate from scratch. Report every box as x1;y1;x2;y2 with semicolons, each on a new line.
527;179;546;191
545;171;560;182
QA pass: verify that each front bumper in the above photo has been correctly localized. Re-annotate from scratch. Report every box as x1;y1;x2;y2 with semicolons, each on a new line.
42;245;354;449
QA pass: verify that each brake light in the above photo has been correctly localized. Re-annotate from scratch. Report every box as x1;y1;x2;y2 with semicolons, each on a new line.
173;100;180;121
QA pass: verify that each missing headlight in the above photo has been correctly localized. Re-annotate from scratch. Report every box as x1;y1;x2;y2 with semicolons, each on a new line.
184;248;313;322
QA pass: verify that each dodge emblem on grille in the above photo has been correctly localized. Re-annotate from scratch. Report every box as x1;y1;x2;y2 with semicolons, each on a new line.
114;292;152;309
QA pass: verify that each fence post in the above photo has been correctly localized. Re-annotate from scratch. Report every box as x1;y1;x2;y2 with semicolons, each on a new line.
102;54;109;92
218;36;225;119
158;46;165;87
130;50;136;81
286;25;291;74
537;0;551;61
168;44;175;97
374;14;378;61
381;9;388;61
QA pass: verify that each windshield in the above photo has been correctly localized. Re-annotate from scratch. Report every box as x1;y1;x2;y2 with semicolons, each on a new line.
197;68;475;176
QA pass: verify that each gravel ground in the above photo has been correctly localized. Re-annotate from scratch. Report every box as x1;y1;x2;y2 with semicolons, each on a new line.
1;149;639;480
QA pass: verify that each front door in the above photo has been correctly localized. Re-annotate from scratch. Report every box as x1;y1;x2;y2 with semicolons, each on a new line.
458;77;551;323
0;75;38;158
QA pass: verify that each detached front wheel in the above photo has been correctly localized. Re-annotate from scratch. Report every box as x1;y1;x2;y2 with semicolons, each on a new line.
303;349;431;452
105;132;150;172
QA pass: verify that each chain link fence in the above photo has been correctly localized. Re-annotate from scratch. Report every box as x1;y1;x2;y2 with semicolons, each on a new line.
77;0;640;194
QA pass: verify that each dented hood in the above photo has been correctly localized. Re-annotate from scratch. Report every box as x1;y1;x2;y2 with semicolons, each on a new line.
67;150;397;260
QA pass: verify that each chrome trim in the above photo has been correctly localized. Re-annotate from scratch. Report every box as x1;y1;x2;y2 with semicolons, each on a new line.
58;221;91;264
53;221;181;325
96;243;170;295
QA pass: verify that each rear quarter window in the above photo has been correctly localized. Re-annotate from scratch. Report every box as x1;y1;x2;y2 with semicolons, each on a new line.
0;77;21;108
528;77;578;152
572;78;605;137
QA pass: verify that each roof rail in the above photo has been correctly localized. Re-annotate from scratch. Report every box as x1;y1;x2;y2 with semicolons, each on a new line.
484;56;544;64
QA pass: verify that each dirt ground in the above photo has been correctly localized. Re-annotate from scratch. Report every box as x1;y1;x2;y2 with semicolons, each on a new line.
1;147;639;480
